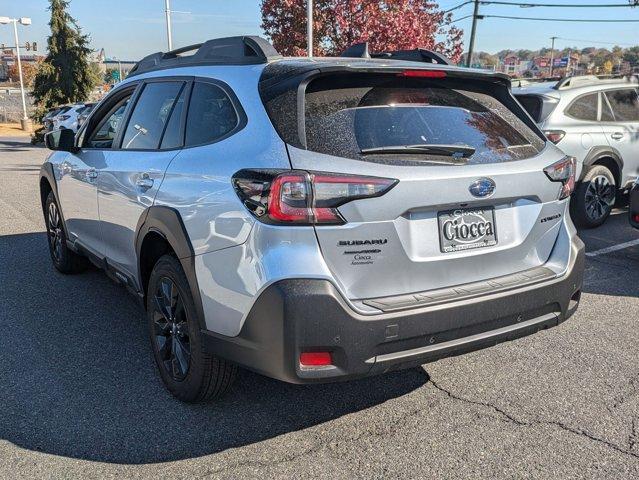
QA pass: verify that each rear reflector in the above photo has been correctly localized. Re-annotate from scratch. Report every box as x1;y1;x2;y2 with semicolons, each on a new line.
398;70;447;79
299;352;332;367
634;214;639;223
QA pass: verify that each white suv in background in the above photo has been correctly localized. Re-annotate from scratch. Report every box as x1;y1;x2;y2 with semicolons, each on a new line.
514;76;639;228
52;103;92;132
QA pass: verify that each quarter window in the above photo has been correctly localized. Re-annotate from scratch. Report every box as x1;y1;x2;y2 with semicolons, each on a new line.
565;93;598;121
121;82;185;150
604;89;639;122
185;82;239;146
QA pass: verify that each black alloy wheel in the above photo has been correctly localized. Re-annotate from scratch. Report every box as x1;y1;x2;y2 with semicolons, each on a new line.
152;276;192;381
584;174;615;223
47;200;64;263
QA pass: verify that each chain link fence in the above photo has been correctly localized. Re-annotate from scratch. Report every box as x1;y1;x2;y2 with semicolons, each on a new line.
0;88;36;123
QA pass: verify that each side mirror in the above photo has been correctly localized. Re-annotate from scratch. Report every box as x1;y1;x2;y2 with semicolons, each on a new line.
45;128;78;153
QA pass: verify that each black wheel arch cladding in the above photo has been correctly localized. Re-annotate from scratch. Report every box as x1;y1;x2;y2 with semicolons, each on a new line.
135;206;207;331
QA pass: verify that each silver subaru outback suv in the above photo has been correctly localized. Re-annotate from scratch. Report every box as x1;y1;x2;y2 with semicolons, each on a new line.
40;36;584;402
514;75;639;228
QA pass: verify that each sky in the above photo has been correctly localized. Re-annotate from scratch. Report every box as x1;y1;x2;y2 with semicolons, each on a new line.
0;0;638;60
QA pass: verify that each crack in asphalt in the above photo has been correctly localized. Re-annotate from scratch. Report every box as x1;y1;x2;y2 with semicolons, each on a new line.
429;379;639;462
630;417;638;452
202;401;430;476
611;373;639;411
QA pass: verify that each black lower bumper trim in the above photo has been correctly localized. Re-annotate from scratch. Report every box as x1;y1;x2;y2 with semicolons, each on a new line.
202;238;585;384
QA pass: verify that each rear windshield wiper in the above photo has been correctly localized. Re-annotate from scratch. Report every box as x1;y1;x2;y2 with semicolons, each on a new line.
360;144;476;158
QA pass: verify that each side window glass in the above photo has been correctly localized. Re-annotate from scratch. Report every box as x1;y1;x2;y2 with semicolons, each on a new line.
87;98;130;149
565;93;598;121
160;86;187;150
121;82;184;150
605;89;639;122
601;93;615;122
185;82;239;147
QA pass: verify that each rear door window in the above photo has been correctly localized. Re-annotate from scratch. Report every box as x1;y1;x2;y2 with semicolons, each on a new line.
121;81;185;150
604;89;639;122
565;93;598;121
303;74;544;164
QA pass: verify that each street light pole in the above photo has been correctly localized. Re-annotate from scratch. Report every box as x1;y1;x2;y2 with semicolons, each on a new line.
165;0;173;51
0;16;32;131
466;0;480;67
307;0;313;58
549;36;557;77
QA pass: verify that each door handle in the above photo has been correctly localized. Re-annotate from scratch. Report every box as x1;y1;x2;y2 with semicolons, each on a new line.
86;169;98;180
136;173;154;190
611;132;624;140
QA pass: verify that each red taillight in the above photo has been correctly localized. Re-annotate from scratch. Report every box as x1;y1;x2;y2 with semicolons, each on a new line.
633;214;639;223
398;69;446;79
300;352;332;367
543;130;566;144
544;156;576;200
233;170;397;226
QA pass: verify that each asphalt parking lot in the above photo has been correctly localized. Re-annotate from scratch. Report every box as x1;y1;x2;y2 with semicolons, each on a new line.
0;136;638;479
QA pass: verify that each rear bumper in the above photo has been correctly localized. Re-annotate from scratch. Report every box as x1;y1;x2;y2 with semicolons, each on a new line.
202;237;585;384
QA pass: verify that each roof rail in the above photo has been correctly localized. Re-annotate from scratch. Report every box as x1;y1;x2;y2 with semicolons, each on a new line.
128;36;281;77
553;74;637;90
340;42;452;66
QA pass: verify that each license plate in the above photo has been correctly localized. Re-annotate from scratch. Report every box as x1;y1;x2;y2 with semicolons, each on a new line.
438;207;497;253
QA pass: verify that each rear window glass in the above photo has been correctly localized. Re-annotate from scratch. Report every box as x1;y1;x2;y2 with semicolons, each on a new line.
515;95;543;122
304;75;544;164
565;93;598;121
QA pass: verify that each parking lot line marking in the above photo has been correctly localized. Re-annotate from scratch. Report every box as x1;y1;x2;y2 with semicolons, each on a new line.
585;238;639;257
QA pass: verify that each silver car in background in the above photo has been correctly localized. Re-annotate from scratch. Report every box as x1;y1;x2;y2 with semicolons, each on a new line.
514;76;639;228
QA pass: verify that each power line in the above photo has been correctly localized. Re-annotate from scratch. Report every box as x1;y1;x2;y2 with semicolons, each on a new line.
444;1;474;13
483;14;639;21
555;37;638;46
451;14;475;22
481;1;638;7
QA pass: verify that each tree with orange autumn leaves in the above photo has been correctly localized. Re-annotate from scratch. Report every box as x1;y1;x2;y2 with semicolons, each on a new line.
261;0;464;63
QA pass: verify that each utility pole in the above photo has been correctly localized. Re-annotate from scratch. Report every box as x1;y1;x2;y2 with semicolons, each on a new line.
466;0;480;67
165;0;173;51
307;0;313;58
549;36;557;77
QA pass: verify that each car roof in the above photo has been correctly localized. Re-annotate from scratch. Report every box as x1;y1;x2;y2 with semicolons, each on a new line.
513;78;637;99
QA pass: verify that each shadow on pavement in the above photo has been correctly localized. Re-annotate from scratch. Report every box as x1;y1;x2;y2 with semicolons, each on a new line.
578;211;639;298
0;138;40;152
0;232;429;464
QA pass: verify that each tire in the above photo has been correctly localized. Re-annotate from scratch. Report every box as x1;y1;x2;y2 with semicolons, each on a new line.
147;254;237;402
570;165;616;229
44;191;88;274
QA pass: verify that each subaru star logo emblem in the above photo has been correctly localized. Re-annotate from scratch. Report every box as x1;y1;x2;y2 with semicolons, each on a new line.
469;178;496;198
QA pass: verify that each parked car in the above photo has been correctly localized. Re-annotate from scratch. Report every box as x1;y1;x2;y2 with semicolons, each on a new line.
76;103;96;129
514;75;639;228
51;103;91;132
42;105;71;132
630;179;639;229
40;36;584;402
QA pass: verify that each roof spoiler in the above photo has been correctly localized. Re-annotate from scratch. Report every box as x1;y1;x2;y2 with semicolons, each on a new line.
128;36;281;77
340;42;453;66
